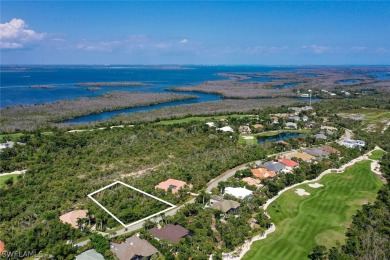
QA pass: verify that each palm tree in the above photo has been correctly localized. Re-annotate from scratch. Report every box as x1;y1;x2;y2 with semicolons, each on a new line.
76;218;84;231
86;210;93;227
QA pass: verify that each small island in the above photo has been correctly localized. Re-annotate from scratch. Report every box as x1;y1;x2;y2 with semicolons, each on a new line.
30;85;56;89
86;87;101;91
75;81;153;87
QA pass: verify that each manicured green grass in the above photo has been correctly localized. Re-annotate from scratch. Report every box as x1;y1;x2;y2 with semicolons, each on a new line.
0;174;19;188
243;160;383;260
238;135;258;145
0;131;53;142
156;114;251;125
369;150;385;160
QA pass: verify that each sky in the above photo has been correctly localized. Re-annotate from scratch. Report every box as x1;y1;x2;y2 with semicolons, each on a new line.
1;1;389;65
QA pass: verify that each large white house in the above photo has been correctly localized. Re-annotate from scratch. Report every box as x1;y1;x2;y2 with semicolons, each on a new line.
341;139;366;148
217;126;234;133
224;187;253;200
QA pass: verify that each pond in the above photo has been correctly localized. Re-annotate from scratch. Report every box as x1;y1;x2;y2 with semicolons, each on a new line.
336;79;362;85
274;82;301;89
257;132;302;143
366;71;390;80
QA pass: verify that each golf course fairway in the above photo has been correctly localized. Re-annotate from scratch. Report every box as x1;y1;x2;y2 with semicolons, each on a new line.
242;160;383;260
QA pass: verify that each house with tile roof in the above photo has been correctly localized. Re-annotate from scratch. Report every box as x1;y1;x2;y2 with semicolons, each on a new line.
239;125;252;135
111;236;158;260
253;124;264;130
278;158;299;168
211;199;241;214
0;240;6;253
251;168;276;179
59;210;88;229
149;224;189;243
261;161;286;173
76;249;104;260
289;152;315;161
320;145;340;154
155;178;191;194
242;177;261;186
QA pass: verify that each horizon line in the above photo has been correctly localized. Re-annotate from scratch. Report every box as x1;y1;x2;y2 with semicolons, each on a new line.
1;64;389;67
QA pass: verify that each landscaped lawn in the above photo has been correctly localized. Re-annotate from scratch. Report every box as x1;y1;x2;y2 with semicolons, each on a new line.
243;160;383;260
0;174;19;188
238;135;258;145
369;150;385;160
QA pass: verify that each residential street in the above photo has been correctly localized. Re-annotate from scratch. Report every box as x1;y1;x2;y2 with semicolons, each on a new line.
75;127;356;248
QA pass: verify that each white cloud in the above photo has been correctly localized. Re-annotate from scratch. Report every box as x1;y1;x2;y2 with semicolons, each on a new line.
180;38;188;44
301;45;332;54
0;18;46;49
246;45;289;55
0;42;23;49
76;40;122;52
51;38;66;42
351;46;368;52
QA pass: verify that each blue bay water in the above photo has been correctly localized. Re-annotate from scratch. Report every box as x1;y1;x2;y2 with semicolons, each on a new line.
0;65;292;109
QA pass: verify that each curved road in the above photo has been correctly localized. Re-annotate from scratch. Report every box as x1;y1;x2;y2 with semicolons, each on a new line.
75;128;354;247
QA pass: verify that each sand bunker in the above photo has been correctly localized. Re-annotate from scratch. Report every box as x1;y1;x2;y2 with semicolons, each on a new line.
308;183;324;188
243;136;254;140
295;189;310;196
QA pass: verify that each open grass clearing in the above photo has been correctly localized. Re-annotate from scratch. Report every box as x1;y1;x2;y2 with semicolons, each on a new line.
238;135;258;145
369;150;385;160
243;160;383;260
0;131;53;142
0;174;19;188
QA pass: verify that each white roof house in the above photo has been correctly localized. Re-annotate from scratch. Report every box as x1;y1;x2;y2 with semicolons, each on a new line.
224;187;253;200
217;126;234;133
206;122;216;127
285;122;297;129
341;140;365;148
0;141;15;152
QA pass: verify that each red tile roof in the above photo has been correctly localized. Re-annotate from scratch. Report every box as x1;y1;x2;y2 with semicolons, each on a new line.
242;177;261;186
278;158;299;167
251;168;276;179
0;240;6;253
59;210;88;229
320;145;340;154
155;178;189;194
